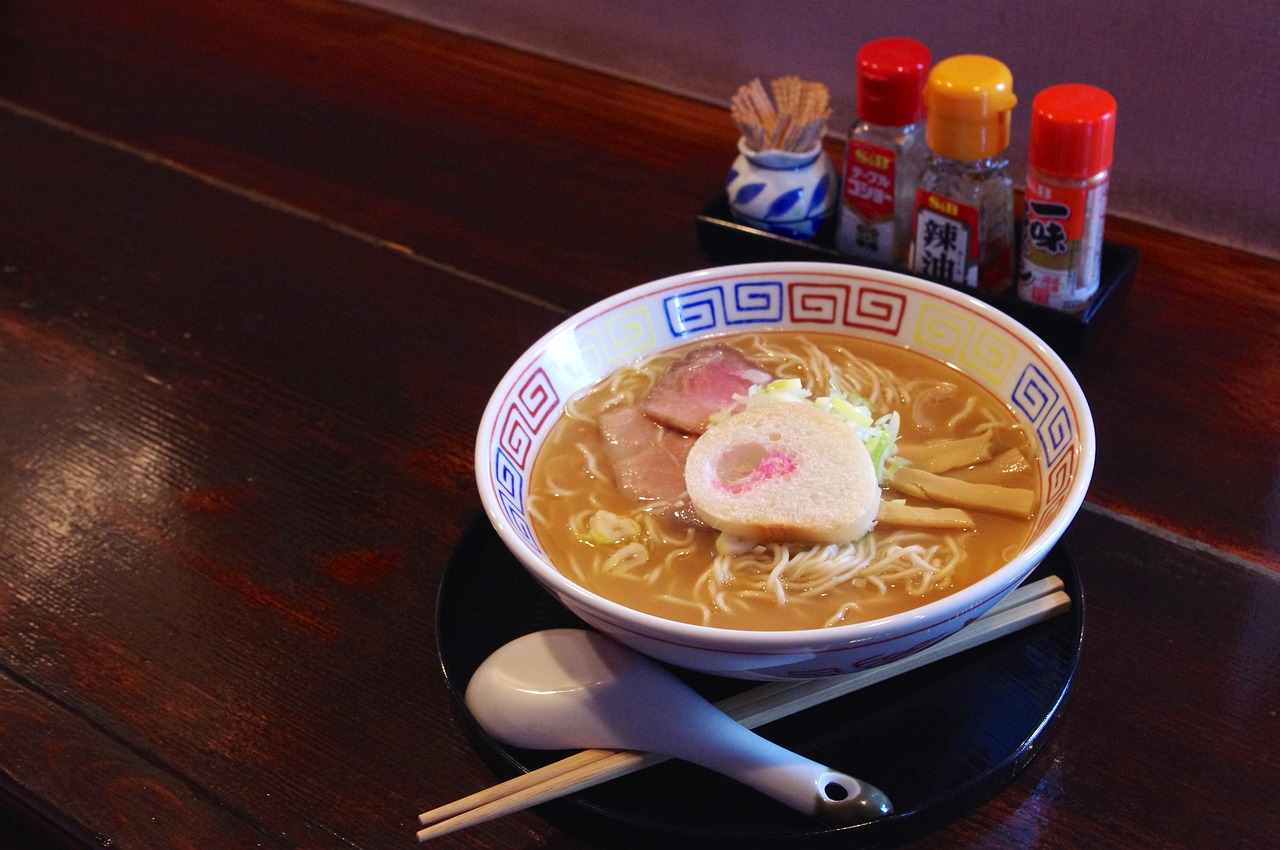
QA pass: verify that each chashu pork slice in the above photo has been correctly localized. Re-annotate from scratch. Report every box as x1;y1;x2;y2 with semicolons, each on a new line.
597;406;704;528
641;344;771;435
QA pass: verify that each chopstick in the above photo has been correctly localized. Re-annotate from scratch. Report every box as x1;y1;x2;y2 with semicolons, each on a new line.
416;574;1069;841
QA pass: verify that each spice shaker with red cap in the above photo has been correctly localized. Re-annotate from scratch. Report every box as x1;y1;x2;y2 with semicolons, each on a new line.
835;38;932;266
1018;84;1117;313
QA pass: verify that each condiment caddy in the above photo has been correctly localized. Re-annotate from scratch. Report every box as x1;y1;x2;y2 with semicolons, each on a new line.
707;42;1136;356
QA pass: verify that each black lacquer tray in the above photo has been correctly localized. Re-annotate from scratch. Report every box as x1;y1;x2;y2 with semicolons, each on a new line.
435;515;1085;848
696;193;1139;357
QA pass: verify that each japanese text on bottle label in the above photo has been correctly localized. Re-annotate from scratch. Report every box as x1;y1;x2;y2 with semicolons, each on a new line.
911;189;980;288
843;140;896;219
1018;175;1108;312
839;140;897;264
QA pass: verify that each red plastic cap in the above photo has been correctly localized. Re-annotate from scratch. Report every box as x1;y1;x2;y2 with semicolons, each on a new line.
856;38;932;126
1029;84;1117;178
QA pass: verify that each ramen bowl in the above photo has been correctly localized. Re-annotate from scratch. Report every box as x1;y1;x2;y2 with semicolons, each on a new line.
475;262;1093;680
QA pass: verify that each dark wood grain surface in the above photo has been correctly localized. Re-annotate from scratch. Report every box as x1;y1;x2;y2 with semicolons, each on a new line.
0;1;1275;848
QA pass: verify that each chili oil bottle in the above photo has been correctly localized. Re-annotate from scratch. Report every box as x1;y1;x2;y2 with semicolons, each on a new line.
909;55;1017;293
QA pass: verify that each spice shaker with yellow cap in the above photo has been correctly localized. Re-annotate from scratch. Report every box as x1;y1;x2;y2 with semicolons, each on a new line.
909;55;1017;293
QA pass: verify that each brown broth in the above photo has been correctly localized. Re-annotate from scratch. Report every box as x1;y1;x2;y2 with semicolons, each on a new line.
528;332;1039;630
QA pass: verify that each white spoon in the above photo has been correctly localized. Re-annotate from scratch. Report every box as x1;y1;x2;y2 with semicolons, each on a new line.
464;628;893;825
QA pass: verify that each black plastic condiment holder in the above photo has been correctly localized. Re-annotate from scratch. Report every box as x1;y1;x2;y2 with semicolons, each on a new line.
696;193;1139;357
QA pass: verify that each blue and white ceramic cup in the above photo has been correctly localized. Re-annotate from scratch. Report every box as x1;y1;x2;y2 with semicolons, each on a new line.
727;138;837;241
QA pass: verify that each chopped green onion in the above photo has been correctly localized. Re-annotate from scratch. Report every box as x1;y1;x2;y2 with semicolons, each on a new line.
582;510;641;545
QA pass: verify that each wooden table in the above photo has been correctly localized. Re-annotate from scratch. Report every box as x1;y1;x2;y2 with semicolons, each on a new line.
0;2;1276;848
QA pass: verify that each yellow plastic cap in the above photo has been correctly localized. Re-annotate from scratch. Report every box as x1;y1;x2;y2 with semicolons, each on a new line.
925;55;1017;161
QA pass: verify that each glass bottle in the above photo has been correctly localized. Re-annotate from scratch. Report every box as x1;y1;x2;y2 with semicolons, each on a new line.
909;55;1017;294
835;38;931;267
1018;84;1117;313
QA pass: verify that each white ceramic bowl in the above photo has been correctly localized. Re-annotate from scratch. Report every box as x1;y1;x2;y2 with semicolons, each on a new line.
475;262;1093;680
